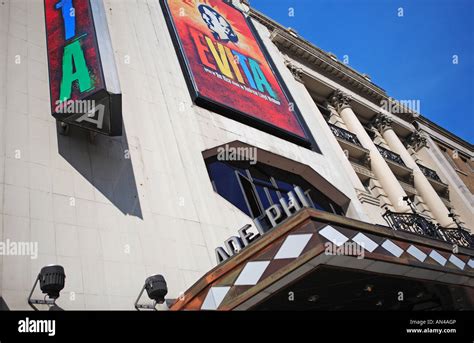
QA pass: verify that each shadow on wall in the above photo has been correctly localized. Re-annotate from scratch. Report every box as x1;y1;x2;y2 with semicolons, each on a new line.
57;124;143;219
0;297;10;310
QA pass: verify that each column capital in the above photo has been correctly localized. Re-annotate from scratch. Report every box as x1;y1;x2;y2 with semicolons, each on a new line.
405;130;427;152
284;60;304;83
371;112;393;133
329;89;352;112
323;100;339;116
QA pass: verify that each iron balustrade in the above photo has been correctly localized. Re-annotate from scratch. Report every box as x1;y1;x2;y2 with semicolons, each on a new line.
383;210;474;249
438;227;474;249
382;210;441;240
417;163;442;183
376;145;406;166
328;123;362;146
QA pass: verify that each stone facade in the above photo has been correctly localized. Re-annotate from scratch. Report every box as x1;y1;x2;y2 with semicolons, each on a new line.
0;0;472;310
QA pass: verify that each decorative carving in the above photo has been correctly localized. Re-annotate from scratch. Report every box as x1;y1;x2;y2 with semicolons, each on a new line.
284;60;304;82
329;89;351;112
405;130;427;152
324;100;336;112
371;112;393;133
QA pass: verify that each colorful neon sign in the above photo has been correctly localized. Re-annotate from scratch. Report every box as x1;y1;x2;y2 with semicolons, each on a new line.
44;0;122;136
162;0;314;147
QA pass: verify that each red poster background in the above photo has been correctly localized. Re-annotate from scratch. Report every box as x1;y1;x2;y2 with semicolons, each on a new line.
165;0;308;140
44;0;104;112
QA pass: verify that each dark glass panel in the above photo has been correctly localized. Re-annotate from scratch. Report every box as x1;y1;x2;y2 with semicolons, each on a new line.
206;158;345;219
268;188;280;205
255;184;271;209
237;173;262;218
207;161;250;216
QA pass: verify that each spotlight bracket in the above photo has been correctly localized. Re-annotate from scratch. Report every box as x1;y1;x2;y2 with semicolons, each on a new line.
27;276;60;311
28;265;66;311
134;284;159;311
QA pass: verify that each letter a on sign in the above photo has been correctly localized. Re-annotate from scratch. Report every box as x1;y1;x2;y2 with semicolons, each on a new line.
76;104;105;129
44;0;122;136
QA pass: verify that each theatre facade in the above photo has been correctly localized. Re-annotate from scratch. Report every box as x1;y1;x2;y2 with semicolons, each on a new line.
0;0;473;310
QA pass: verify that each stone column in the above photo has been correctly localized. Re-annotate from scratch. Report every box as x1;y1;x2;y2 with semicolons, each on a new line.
374;114;456;228
329;90;410;213
326;101;349;129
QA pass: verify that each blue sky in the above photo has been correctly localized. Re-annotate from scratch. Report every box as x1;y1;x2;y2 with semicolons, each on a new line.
251;0;474;143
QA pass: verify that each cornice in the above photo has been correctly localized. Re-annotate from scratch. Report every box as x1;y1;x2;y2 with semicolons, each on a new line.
269;28;387;103
249;9;386;98
284;60;304;83
414;118;473;153
248;7;473;154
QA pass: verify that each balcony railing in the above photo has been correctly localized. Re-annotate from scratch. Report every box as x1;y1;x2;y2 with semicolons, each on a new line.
383;210;474;249
376;145;406;166
328;123;362;146
382;210;441;240
417;163;442;183
439;227;474;249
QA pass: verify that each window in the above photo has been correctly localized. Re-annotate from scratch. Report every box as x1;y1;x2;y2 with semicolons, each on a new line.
205;157;344;219
236;172;262;218
207;161;248;215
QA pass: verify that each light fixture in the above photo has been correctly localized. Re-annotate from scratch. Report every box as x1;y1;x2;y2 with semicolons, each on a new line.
447;207;463;229
134;274;168;311
403;196;417;214
28;265;66;311
448;207;454;218
364;284;374;293
57;121;69;136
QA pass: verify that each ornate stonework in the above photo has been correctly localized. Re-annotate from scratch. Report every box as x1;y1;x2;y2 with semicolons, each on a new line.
371;113;393;133
356;189;380;207
323;100;335;112
329;89;351;112
405;130;428;152
284;60;304;83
